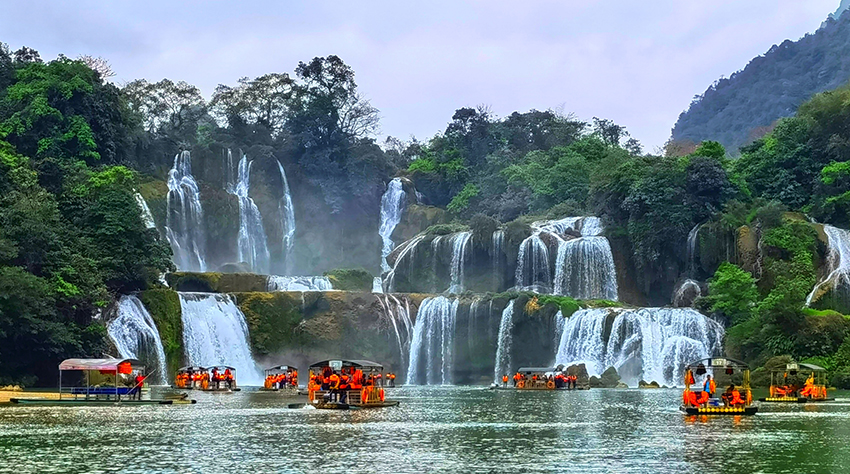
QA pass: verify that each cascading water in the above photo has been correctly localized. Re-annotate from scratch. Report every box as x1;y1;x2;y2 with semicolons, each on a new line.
277;160;296;274
379;178;407;272
107;295;168;385
385;234;425;293
672;279;702;307
553;310;566;351
553;236;618;300
230;152;271;274
178;292;263;385
377;294;414;373
493;300;516;383
448;232;472;293
406;296;459;385
166;151;207;271
806;225;850;306
134;192;156;230
515;235;550;290
555;307;723;387
372;277;384;293
686;223;700;276
267;275;333;291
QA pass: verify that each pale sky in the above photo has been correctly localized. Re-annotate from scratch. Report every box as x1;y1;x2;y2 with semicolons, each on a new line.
0;0;840;151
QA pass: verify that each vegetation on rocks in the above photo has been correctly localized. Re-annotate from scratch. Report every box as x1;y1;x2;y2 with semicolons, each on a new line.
138;289;182;374
323;268;373;292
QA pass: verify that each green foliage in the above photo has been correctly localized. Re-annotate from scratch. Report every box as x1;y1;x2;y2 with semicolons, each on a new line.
537;295;580;317
138;289;182;375
323;268;373;291
692;141;726;160
236;292;305;355
704;263;758;325
447;183;479;213
424;223;470;236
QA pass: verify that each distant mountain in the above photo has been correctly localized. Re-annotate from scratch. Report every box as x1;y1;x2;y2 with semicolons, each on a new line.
671;9;850;153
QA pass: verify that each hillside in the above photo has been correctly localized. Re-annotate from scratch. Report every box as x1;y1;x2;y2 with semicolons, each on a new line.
671;9;850;153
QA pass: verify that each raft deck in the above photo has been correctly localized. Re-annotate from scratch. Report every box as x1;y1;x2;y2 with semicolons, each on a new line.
759;397;835;403
680;405;758;416
9;398;196;406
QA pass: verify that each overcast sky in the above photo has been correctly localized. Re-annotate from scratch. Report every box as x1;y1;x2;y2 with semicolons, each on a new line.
0;0;840;151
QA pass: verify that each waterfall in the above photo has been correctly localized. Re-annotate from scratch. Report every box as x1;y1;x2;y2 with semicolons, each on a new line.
230;152;271;274
515;234;550;290
379;178;407;272
378;294;414;374
406;296;459;385
448;232;472;293
267;275;333;291
555;307;724;387
385;234;425;293
553;237;618;300
107;295;168;385
807;225;850;306
672;279;702;307
277;160;296;274
178;292;263;385
553;310;566;351
165;151;206;271
372;277;384;293
686;224;700;276
493;300;516;383
133;192;156;230
492;229;505;291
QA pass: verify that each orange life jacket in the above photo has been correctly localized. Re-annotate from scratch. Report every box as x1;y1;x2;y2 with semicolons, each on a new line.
329;374;341;389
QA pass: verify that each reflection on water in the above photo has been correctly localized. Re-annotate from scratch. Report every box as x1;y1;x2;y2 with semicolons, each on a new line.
1;387;850;473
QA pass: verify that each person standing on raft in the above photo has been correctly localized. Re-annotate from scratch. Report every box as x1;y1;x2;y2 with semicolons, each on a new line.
502;375;508;387
703;375;716;398
134;373;145;400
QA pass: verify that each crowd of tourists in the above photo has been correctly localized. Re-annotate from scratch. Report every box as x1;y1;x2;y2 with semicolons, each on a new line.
307;366;386;404
264;370;298;389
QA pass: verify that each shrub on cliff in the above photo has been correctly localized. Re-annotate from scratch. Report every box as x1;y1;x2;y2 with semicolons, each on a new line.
323;268;372;291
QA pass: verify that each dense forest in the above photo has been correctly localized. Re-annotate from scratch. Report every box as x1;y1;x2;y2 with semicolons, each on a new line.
4;38;850;386
672;9;850;154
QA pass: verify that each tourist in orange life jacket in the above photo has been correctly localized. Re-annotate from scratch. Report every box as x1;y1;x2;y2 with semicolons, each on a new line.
134;373;145;400
351;369;363;390
211;369;220;389
513;373;521;386
329;371;341;402
502;374;509;387
224;368;234;389
339;369;351;403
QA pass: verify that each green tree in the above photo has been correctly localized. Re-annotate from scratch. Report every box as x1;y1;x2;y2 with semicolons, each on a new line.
704;262;758;325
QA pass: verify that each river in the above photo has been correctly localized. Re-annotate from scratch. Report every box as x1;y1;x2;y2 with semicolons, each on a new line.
1;387;849;473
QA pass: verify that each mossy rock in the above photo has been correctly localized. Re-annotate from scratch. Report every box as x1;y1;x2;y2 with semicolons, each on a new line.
166;272;267;293
233;292;306;355
323;268;373;292
600;366;622;388
394;204;448;242
136;178;168;232
736;225;759;274
138;289;183;376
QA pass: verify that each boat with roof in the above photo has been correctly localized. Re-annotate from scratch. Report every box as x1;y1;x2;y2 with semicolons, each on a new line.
261;365;299;393
680;357;757;416
759;362;834;403
10;358;195;406
303;359;399;410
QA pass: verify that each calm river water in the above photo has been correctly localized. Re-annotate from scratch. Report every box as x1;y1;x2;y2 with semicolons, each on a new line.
1;386;849;473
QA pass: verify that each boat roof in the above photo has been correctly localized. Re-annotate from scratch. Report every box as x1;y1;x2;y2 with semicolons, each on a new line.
265;365;297;373
178;366;207;372
208;366;236;370
309;359;383;370
685;357;749;369
59;358;143;371
517;367;559;373
769;362;827;372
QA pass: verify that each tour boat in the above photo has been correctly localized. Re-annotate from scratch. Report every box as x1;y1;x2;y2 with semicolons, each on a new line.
495;367;582;390
261;365;299;393
303;359;399;410
173;366;208;390
10;358;196;406
759;362;834;403
203;366;240;392
680;357;758;416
